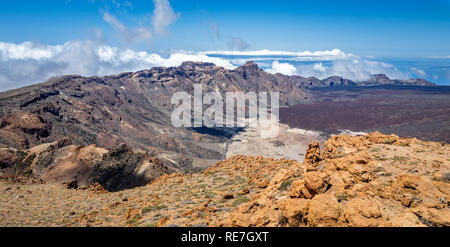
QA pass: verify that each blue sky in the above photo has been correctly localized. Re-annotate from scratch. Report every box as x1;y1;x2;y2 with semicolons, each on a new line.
1;0;449;56
0;0;449;90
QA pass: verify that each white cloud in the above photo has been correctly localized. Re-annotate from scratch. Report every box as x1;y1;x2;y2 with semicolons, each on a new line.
294;58;407;81
135;27;153;41
410;67;427;77
202;48;353;60
428;55;450;59
102;12;127;34
261;56;407;81
0;41;234;91
209;22;221;41
226;37;250;50
100;0;179;42
313;62;326;72
102;12;152;43
152;0;180;35
0;41;63;60
265;61;296;76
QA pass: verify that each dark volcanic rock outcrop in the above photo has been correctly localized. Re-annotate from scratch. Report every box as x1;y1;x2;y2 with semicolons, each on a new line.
292;73;436;88
0;139;174;191
366;74;436;86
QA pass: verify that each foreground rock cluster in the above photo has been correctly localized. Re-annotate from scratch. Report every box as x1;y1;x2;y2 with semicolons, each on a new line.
0;132;449;227
220;132;449;226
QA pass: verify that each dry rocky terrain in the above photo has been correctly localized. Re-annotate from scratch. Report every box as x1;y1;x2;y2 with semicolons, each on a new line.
226;123;325;161
281;85;450;143
1;132;449;227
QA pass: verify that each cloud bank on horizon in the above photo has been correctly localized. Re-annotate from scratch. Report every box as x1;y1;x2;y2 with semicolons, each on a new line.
0;40;446;91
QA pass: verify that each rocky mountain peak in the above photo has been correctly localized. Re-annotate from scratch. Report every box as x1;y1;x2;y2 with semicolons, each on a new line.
370;74;390;81
234;61;260;73
178;61;218;70
367;74;393;84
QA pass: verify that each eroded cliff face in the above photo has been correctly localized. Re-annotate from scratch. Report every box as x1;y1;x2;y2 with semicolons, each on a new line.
1;132;448;227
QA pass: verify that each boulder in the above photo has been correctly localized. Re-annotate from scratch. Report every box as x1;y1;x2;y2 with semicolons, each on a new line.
307;194;341;227
304;142;323;165
341;197;382;227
